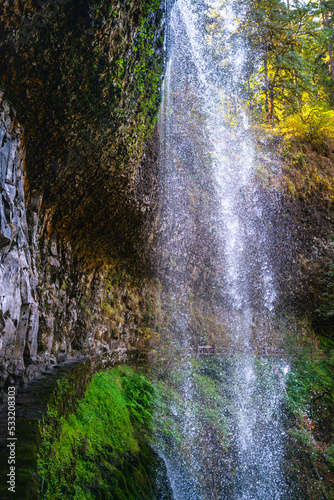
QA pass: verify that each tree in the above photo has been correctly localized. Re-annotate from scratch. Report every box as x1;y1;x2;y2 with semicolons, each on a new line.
233;0;334;123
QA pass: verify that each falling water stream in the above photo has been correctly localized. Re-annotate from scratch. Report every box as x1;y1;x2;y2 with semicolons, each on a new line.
155;0;290;498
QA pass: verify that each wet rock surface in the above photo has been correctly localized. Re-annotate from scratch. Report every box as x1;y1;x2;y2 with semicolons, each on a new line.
0;95;38;386
0;0;164;264
0;0;165;388
0;97;157;388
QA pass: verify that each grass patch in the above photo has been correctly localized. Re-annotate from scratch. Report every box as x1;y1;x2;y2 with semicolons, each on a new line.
286;344;334;422
38;366;157;499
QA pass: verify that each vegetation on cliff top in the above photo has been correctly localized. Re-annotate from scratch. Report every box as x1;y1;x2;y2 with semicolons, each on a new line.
239;0;334;125
204;0;334;203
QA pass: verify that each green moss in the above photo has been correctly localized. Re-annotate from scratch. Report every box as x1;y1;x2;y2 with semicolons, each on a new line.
325;444;334;471
286;345;334;420
38;366;158;499
284;322;334;498
153;358;233;460
255;134;334;203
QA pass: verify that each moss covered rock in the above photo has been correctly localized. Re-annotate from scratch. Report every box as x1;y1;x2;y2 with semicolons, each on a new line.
0;0;164;263
38;366;173;499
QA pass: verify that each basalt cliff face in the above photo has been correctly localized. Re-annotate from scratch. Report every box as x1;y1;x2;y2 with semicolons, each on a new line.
0;95;160;388
257;140;334;320
0;0;164;263
0;0;164;388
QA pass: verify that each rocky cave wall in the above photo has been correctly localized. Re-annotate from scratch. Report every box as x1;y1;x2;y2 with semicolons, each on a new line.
0;0;164;264
0;0;165;389
0;94;159;389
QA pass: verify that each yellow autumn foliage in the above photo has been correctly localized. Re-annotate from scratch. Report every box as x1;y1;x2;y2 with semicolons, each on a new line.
277;102;334;144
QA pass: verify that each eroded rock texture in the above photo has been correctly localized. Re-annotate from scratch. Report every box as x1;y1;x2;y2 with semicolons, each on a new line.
0;0;164;264
0;95;38;383
0;0;164;388
0;96;158;388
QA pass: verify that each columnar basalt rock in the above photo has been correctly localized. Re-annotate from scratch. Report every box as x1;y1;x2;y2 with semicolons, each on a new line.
0;94;38;384
0;0;164;388
0;94;158;388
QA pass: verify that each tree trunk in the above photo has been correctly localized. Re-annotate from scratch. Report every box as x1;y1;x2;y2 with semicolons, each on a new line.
328;42;334;106
264;46;269;122
323;9;334;106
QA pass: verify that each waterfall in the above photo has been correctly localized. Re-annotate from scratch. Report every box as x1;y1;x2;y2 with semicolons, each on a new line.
155;0;290;498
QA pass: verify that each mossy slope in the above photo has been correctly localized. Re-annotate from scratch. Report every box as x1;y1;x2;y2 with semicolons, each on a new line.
38;366;173;499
